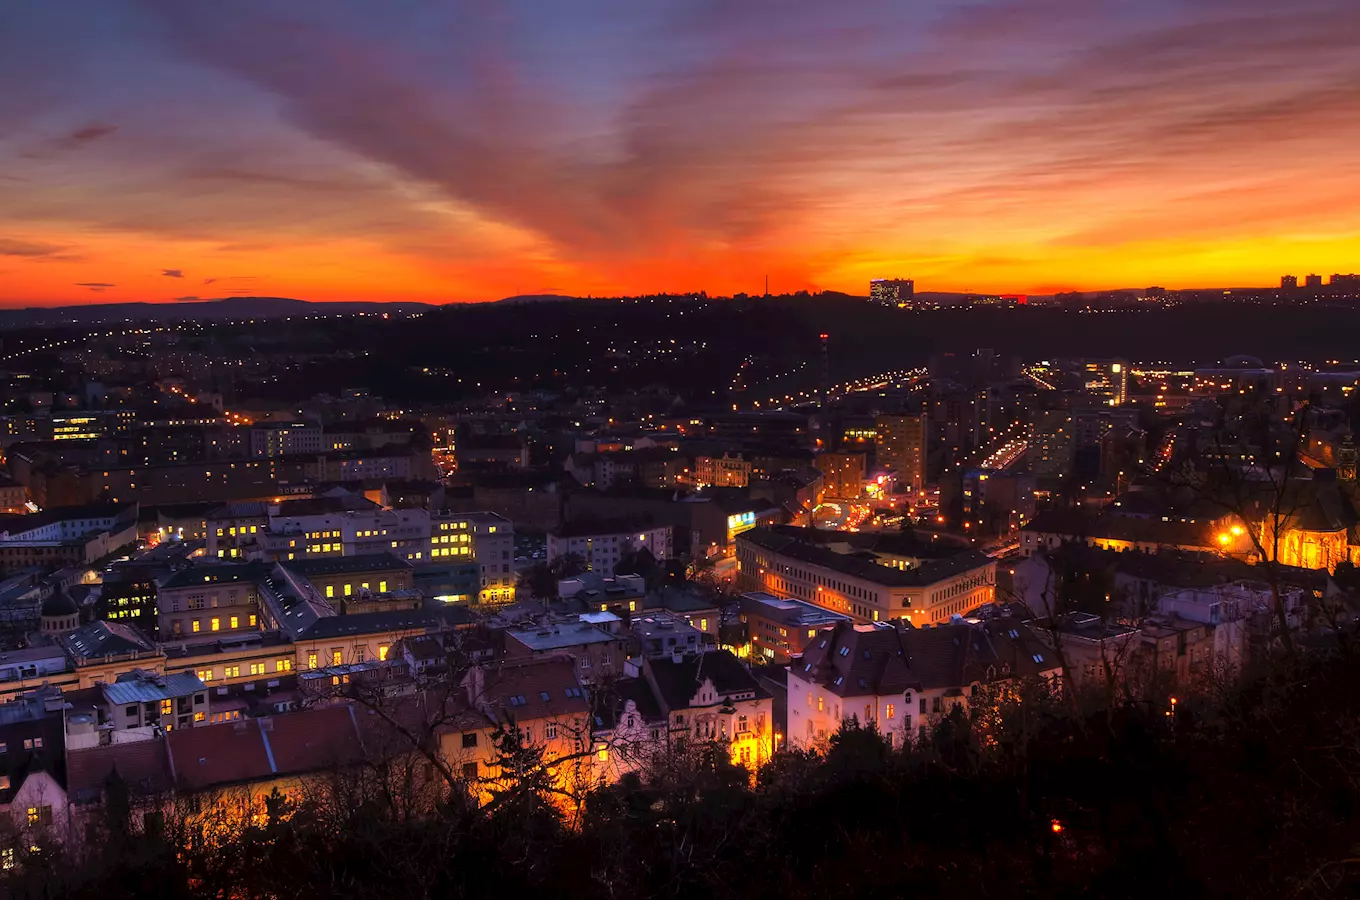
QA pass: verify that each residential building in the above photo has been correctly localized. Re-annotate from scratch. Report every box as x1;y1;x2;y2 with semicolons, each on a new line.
629;613;705;659
602;650;773;772
75;669;210;740
1019;508;1221;558
503;619;628;684
785;618;1059;750
739;591;851;664
547;519;672;575
0;502;138;570
875;414;928;495
694;454;752;488
869;278;915;308
1030;411;1075;478
157;563;265;641
281;553;413;604
249;422;324;459
446;658;594;797
815;452;865;500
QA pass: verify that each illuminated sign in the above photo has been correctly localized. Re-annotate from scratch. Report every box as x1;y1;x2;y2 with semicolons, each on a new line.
727;511;757;540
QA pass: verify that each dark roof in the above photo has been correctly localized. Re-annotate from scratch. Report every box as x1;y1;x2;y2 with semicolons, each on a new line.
67;741;173;805
63;620;156;660
738;526;992;588
645;650;769;713
476;657;590;724
166;706;364;791
299;607;472;641
41;587;79;617
793;619;1055;697
159;562;268;591
283;552;413;578
1022;509;1214;547
0;502;134;535
550;517;671;538
272;495;379;516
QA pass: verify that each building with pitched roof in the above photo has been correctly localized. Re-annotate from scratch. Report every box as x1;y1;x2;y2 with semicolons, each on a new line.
596;650;774;773
786;618;1059;750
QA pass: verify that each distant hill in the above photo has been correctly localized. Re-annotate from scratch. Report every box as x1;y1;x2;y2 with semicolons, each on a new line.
0;296;434;328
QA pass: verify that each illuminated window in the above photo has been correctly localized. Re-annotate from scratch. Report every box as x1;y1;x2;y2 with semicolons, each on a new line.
332;649;342;666
378;581;387;593
378;645;389;661
249;614;257;627
249;662;266;676
277;658;293;672
325;585;334;598
817;696;824;712
224;665;240;678
344;583;352;597
229;616;239;629
197;669;213;682
160;699;173;715
886;703;895;719
307;653;318;670
191;619;201;633
193;712;206;722
210;617;220;632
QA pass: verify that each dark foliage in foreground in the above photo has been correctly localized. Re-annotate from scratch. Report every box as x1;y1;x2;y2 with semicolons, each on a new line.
7;649;1360;900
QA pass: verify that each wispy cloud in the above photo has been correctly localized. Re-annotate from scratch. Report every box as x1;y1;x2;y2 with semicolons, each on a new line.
74;281;115;291
62;123;117;148
0;238;67;258
162;268;183;277
3;0;1359;301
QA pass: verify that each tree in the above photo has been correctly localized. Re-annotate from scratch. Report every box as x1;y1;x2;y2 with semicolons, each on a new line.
516;553;591;601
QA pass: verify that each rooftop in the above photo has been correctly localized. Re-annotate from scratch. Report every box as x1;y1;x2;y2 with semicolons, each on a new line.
283;552;413;578
63;620;157;661
159;562;267;591
102;670;207;705
550;517;670;539
739;526;993;588
740;591;851;628
792;617;1056;697
506;621;618;652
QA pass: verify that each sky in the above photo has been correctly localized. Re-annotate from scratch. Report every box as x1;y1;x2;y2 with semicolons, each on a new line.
3;0;1360;306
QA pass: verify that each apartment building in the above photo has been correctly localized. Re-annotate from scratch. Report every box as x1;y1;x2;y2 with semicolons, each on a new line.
786;618;1058;750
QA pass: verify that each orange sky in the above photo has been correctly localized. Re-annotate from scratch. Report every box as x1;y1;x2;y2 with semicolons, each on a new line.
4;0;1360;306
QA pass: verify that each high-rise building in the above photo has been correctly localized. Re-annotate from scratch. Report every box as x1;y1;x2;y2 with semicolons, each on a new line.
1030;411;1074;478
875;414;928;495
1080;359;1128;406
1281;275;1297;289
815;452;866;500
869;278;915;308
1331;274;1360;288
1305;274;1324;288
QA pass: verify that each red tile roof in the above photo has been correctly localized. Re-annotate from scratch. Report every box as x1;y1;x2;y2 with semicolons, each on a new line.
168;719;274;791
266;705;364;776
67;740;173;804
471;657;590;725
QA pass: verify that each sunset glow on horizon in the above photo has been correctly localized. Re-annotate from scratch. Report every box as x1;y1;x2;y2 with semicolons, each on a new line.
4;0;1360;307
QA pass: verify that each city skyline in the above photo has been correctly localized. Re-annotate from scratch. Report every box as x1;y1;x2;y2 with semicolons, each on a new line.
4;0;1360;306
